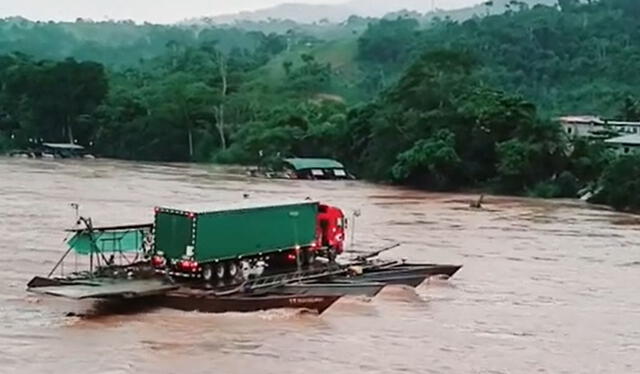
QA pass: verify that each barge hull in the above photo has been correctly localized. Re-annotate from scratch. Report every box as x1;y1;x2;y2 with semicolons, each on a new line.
271;282;385;298
339;274;428;288
160;291;341;314
363;264;462;279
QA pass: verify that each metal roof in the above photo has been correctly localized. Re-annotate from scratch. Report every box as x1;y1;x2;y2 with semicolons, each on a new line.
156;200;319;215
283;158;344;171
556;115;604;124
604;134;640;146
556;116;640;127
42;143;85;150
605;120;640;126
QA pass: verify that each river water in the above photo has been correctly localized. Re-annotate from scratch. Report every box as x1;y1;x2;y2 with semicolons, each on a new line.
1;158;639;374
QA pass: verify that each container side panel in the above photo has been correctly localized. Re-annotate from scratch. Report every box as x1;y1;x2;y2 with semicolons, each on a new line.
194;203;317;262
154;213;193;260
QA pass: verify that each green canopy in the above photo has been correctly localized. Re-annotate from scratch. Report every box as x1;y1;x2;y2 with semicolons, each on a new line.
283;158;345;171
68;229;146;255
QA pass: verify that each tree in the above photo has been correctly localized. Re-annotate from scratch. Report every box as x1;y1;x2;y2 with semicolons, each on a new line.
495;139;536;192
558;0;580;12
620;96;640;121
9;58;108;144
282;61;293;75
567;137;614;185
391;129;462;190
592;154;640;211
214;50;228;150
357;18;420;66
287;54;332;94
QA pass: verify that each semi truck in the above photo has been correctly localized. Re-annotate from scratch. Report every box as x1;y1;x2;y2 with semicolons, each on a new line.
151;200;346;282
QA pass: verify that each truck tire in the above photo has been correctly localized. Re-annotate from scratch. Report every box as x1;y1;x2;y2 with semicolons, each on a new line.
215;263;226;279
327;248;337;263
202;264;214;282
303;249;316;266
227;261;239;279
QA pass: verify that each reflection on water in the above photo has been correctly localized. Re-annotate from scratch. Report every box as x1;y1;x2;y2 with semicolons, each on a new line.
2;157;640;373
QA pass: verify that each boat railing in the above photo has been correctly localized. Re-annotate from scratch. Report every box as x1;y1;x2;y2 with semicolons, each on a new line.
243;265;349;292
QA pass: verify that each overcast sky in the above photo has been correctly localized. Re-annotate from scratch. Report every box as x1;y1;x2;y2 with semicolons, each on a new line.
0;0;479;24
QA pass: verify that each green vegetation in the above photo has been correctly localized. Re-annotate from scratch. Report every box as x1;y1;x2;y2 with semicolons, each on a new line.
2;0;640;211
341;49;569;195
592;154;640;211
0;18;280;67
357;0;640;116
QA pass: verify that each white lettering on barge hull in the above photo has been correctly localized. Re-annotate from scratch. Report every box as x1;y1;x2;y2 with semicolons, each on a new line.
288;297;324;304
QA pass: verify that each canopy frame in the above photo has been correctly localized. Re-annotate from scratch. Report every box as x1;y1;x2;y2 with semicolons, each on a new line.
47;217;153;278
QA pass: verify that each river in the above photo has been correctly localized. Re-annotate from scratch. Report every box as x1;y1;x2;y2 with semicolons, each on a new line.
1;158;639;374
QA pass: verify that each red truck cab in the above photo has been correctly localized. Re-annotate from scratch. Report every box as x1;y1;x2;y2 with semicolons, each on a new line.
275;202;346;267
316;204;346;255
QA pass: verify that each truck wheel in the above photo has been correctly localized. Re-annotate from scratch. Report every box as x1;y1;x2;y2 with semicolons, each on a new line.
327;248;337;263
215;263;225;279
202;264;214;282
227;261;239;279
303;249;316;266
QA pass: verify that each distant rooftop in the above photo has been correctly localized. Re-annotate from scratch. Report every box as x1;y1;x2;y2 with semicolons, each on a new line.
604;134;640;146
557;116;640;126
556;115;603;124
605;120;640;126
283;158;344;171
42;143;85;150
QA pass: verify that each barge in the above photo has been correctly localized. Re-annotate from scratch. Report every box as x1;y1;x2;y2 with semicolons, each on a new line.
26;201;462;315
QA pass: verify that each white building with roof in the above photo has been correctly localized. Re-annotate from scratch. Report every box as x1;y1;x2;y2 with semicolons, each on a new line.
557;116;640;139
604;134;640;155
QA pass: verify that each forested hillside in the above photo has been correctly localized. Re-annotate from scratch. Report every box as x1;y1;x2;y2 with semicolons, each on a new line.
355;0;640;116
2;0;640;210
0;18;285;66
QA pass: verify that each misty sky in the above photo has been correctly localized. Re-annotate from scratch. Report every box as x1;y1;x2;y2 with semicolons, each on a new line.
0;0;479;24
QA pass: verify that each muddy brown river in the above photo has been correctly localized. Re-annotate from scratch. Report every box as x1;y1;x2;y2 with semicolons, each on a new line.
1;158;639;374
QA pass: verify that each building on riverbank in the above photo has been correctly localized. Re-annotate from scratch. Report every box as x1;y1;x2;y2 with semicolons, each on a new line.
9;142;93;159
604;134;640;155
558;116;640;139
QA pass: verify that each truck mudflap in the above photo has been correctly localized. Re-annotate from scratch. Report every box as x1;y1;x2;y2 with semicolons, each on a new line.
27;277;178;300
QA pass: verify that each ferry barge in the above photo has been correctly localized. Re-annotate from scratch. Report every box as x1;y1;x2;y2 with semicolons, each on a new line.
26;201;462;315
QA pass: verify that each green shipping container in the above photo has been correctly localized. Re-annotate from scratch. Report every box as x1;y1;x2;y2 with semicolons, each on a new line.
154;201;318;263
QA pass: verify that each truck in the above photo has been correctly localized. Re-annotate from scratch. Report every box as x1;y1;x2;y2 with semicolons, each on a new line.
152;200;346;282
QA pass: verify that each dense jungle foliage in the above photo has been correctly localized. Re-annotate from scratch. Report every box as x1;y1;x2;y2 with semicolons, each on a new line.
2;0;640;211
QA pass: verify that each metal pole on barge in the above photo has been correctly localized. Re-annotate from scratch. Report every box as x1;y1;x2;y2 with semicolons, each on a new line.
351;209;361;249
46;203;82;278
47;246;74;278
